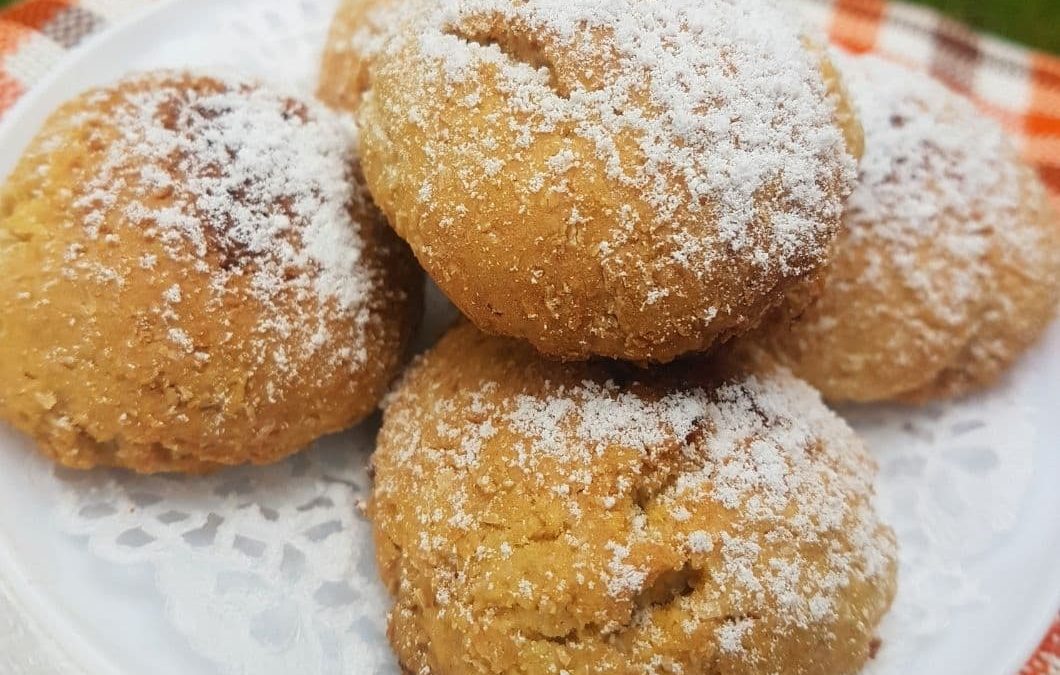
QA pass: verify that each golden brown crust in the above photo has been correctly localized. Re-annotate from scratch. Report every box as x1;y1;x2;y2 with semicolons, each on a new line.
901;172;1060;402
318;0;402;112
0;71;422;473
357;0;860;363
754;54;1060;403
372;323;897;675
811;41;865;162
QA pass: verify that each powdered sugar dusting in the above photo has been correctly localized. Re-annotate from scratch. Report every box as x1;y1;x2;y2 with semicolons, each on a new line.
716;617;754;654
375;333;896;667
604;542;648;598
54;71;379;383
369;0;855;284
833;53;1024;327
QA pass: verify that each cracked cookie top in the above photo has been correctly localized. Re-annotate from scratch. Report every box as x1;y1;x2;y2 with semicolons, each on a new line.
356;0;860;362
371;322;896;674
0;70;421;472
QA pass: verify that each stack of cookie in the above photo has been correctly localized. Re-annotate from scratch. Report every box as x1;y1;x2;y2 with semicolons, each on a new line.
317;0;1058;672
0;0;1055;672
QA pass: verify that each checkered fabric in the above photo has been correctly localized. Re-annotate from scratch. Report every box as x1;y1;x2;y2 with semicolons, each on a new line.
0;0;1058;672
792;0;1060;215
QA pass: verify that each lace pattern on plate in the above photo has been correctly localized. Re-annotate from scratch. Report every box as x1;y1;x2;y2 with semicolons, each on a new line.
15;0;1044;672
48;361;1038;674
848;388;1036;672
54;428;395;673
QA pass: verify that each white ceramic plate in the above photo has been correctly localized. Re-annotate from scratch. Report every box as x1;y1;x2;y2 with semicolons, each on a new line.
0;1;1057;673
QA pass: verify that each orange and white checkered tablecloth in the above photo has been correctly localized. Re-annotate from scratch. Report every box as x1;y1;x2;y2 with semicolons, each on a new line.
0;0;1058;673
795;0;1060;211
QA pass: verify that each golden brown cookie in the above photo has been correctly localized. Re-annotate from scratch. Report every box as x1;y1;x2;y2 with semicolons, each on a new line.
357;0;862;363
0;71;422;473
754;54;1060;403
903;170;1060;401
372;323;897;675
318;0;403;112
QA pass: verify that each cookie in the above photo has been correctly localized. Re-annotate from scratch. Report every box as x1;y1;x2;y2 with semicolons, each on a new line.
754;54;1060;402
372;323;897;674
0;71;422;472
357;0;862;362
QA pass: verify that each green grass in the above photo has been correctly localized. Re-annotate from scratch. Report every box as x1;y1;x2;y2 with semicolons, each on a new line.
0;0;1056;52
910;0;1060;53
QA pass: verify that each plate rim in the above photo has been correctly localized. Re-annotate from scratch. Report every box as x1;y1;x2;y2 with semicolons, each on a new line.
0;2;182;673
0;0;1057;673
